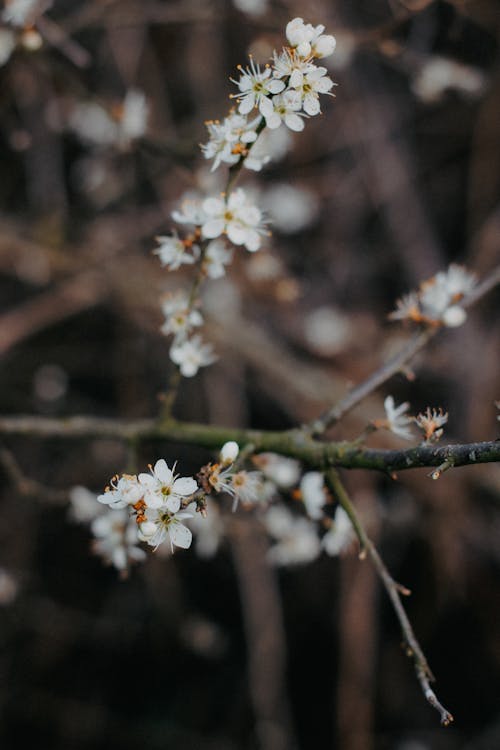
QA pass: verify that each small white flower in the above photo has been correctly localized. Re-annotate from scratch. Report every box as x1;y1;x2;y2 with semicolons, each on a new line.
229;470;263;509
203;239;233;279
153;233;198;270
138;459;198;512
260;90;305;132
322;506;354;556
382;396;414;440
170;334;217;377
201;188;265;252
231;56;285;116
292;66;335;116
300;471;326;520
138;502;196;552
160;291;203;338
272;48;316;87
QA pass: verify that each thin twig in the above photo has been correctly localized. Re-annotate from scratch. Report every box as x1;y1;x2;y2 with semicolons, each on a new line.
325;469;454;726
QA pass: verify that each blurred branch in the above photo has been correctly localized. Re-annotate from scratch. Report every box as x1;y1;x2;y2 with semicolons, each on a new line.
0;415;498;472
325;468;454;726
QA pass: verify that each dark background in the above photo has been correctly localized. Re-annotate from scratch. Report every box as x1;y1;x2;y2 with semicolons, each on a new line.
0;1;499;749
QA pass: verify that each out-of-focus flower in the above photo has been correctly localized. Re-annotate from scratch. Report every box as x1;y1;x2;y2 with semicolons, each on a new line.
187;499;225;558
300;471;326;520
91;508;146;574
160;291;203;339
265;504;321;566
263;183;319;233
232;0;268;16
253;453;301;489
170;334;217;377
117;89;148;144
0;568;18;605
69;486;102;523
2;0;43;27
322;506;354;556
303;306;351;356
0;28;16;66
390;265;477;328
203;239;233;279
413;57;486;103
154;233;199;270
379;396;414;440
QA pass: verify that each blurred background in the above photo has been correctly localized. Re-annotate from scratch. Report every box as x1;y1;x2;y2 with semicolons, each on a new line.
0;1;499;748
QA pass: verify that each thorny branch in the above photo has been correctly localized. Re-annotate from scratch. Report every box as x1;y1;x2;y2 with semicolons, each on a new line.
325;469;454;726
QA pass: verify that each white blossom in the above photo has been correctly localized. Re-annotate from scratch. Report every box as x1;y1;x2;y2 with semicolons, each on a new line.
253;453;301;489
260;89;305;132
97;474;143;509
291;66;335;115
160;291;203;338
117;89;148;144
187;499;224;558
382;396;414;440
170;334;217;377
201;111;259;171
415;407;448;442
138;502;196;552
201;188;265;252
69;486;102;523
272;48;316;87
220;441;239;465
153;233;198;270
322;506;354;556
231;57;285;116
2;0;41;27
171;196;207;227
138;459;198;512
285;18;336;60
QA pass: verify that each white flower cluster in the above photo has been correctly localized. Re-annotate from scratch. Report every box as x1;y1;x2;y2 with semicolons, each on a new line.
390;264;477;328
198;441;265;512
201;18;336;173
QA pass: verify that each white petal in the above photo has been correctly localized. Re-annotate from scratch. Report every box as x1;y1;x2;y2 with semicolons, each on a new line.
172;476;198;496
238;96;255;115
165;495;181;513
138;473;156;489
202;218;225;239
244;231;261;252
265;112;282;130
267;79;286;95
285;114;305;132
169;522;193;549
303;95;320;116
202;197;224;216
153;459;173;485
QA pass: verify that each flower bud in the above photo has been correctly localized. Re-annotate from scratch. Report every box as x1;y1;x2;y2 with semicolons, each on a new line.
220;441;239;465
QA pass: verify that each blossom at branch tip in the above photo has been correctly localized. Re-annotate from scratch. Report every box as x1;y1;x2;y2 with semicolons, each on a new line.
381;396;414;440
153;232;199;270
170;334;217;377
231;57;285;116
201;188;266;252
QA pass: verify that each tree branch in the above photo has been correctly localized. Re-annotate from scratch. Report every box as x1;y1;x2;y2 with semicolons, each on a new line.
325;469;454;726
0;415;498;472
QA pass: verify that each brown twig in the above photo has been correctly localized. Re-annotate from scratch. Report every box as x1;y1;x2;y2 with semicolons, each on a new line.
325;469;454;726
